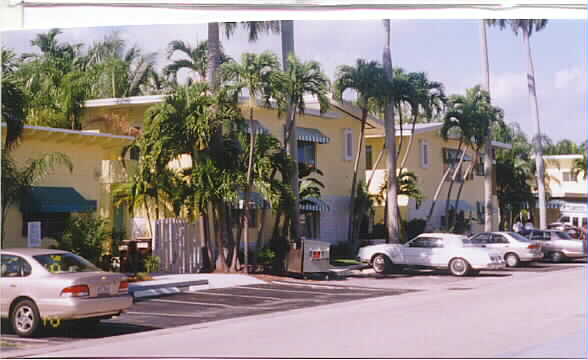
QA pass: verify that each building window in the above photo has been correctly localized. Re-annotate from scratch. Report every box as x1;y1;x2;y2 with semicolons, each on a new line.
22;213;70;239
301;212;320;239
297;141;316;166
366;145;373;170
420;140;430;168
344;129;353;161
129;146;140;161
562;171;578;182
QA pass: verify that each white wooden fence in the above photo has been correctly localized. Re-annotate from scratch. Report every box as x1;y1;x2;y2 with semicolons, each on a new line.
153;218;204;274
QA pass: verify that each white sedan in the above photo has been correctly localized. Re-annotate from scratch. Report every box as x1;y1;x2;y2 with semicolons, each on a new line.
357;233;505;276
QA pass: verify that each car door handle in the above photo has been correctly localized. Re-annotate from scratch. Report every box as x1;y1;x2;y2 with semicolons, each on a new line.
9;284;16;288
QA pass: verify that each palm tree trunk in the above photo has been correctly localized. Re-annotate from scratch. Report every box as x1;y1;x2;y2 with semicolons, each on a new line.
347;110;368;248
425;166;453;229
396;102;404;158
454;150;478;227
366;144;385;189
480;20;495;232
280;20;300;247
399;113;418;170
240;106;257;273
444;143;466;229
207;22;221;91
383;19;401;243
524;28;547;229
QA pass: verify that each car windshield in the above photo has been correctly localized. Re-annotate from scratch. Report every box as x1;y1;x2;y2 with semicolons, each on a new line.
33;253;99;274
507;232;533;242
555;231;573;240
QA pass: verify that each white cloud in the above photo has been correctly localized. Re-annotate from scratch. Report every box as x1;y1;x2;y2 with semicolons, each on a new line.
554;66;586;95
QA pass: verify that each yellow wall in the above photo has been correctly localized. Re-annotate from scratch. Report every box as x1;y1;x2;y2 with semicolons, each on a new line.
366;131;497;232
2;129;130;248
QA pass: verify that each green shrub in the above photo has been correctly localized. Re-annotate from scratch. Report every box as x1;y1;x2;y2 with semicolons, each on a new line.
256;247;276;266
144;255;161;273
58;213;111;267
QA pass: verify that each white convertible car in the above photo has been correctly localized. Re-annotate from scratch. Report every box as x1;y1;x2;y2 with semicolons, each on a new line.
357;233;505;276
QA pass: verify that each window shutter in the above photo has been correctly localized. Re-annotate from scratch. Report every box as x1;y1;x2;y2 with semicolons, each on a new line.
420;140;430;168
344;129;353;161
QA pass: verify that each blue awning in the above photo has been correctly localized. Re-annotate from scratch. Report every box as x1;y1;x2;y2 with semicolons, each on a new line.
300;197;330;212
246;120;270;135
297;127;330;144
21;187;97;213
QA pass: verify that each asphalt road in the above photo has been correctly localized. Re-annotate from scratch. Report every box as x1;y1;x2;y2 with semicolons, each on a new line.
1;260;585;357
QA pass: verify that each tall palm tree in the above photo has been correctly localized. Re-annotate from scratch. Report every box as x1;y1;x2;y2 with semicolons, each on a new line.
269;55;330;245
382;19;401;243
334;59;388;249
220;51;280;271
480;19;495;232
487;19;549;229
164;40;232;84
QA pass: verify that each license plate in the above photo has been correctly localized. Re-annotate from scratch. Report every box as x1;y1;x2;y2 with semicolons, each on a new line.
97;285;110;295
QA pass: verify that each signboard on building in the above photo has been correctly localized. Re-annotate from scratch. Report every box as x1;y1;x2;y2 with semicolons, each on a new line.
27;222;42;247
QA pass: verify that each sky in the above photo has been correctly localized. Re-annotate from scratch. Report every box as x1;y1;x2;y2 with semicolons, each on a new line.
2;19;586;143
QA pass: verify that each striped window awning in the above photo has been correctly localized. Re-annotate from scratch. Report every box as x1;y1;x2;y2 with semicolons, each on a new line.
300;197;330;212
246;120;270;135
21;187;97;213
297;127;330;144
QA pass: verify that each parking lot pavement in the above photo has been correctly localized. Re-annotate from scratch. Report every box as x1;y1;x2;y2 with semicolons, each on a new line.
0;282;417;354
1;259;584;354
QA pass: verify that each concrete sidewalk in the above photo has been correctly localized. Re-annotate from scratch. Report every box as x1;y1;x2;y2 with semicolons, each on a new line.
128;273;266;299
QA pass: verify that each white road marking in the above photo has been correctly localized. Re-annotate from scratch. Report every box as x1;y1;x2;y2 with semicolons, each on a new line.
194;291;283;301
269;281;388;291
236;285;357;296
126;311;205;318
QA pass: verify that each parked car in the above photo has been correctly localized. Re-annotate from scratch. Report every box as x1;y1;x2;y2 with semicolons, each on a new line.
547;223;581;239
357;233;505;277
1;248;133;337
525;230;587;262
466;232;543;267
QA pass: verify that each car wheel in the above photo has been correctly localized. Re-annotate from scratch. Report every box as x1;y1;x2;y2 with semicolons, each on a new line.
504;253;520;267
551;251;566;262
372;254;391;274
11;299;41;338
448;258;471;277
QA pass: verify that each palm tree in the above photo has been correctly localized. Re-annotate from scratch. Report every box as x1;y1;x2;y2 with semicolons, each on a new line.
220;51;280;271
334;59;388;249
382;19;401;243
1;48;26;151
572;154;587;180
269;55;330;245
164;40;232;84
480;19;495;232
487;19;549;229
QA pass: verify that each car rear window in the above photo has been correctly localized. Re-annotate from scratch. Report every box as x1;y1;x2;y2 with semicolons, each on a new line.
33;253;99;273
554;231;572;240
507;232;533;242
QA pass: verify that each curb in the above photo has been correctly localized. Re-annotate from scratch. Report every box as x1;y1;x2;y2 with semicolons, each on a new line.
129;279;209;299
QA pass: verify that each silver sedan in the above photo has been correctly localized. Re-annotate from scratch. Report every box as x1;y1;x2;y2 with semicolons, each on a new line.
1;248;133;337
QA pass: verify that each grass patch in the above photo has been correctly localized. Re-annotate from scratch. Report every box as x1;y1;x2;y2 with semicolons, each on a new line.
331;258;361;266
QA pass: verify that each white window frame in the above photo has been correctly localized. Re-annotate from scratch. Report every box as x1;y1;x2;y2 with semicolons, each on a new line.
420;139;430;168
344;128;353;161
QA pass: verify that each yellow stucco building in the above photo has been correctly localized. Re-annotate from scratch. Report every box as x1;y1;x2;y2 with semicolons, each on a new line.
1;124;133;248
365;122;510;234
81;94;373;246
542;154;587;227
